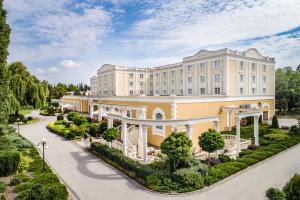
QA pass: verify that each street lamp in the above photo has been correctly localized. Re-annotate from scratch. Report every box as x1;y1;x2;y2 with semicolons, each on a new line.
16;118;20;133
38;138;48;171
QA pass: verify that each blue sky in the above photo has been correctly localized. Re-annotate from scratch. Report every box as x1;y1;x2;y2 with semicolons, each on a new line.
4;0;300;84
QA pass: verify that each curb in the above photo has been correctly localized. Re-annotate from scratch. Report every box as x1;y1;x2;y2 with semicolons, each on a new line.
72;140;300;197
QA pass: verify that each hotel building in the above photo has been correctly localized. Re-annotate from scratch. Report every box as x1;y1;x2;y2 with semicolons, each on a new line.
62;48;275;163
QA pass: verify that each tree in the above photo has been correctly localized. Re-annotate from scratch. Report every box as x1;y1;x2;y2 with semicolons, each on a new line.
103;128;119;147
266;188;285;200
199;129;225;163
283;174;300;200
160;132;192;171
0;0;11;127
271;115;279;129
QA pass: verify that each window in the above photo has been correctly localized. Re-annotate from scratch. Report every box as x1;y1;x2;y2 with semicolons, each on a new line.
240;74;244;82
263;88;266;94
150;82;153;87
150;90;153;95
129;73;134;79
188;77;192;84
180;80;183;85
171;71;175;77
140;74;144;79
155;73;159;78
188;89;193;95
127;110;131;117
140;81;144;87
140;90;144;95
252;88;256;94
129;82;134;87
251;63;256;71
180;89;184;94
215;74;220;82
200;63;205;70
104;82;108;87
263;76;266;84
200;75;205;83
252;75;256;83
163;72;167;78
186;65;192;72
214;60;220;69
150;74;153;78
163;90;167;95
240;87;244;95
171;89;175;94
180;69;183;74
263;65;267;72
171;80;175;85
154;112;164;133
163;81;167;86
240;61;244;70
215;87;221;95
156;90;159;94
129;90;134;95
200;88;205;94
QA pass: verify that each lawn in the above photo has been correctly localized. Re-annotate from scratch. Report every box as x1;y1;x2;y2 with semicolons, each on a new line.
19;109;33;116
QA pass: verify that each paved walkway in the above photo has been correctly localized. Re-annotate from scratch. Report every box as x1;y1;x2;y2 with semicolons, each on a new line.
19;111;300;200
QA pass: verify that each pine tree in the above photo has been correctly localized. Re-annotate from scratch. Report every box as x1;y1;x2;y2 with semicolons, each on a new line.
0;0;11;126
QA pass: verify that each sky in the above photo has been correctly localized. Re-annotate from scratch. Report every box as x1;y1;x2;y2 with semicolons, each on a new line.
4;0;300;84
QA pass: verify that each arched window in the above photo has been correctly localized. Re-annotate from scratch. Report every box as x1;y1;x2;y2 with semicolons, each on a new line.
152;108;165;136
127;110;131;117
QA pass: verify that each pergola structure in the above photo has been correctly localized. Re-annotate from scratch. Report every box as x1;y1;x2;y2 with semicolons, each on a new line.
89;100;221;164
223;106;263;156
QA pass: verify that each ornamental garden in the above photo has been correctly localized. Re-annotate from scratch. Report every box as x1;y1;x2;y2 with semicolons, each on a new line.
47;111;300;194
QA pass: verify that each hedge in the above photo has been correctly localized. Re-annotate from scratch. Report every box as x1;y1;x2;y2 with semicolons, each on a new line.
0;150;20;176
90;142;155;180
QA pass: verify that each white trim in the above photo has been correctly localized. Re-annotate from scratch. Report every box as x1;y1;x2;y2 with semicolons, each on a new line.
250;103;258;109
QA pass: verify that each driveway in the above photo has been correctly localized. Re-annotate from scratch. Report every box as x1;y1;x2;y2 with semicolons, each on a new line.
19;111;300;200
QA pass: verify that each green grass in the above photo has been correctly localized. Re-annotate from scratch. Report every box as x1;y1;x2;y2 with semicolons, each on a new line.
19;109;33;116
25;118;40;125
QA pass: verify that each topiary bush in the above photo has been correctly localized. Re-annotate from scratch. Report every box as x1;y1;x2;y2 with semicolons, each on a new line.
56;114;64;121
266;188;285;200
283;173;300;200
72;115;87;126
219;154;232;163
67;112;80;121
271;115;279;129
173;168;204;189
0;150;20;176
98;121;108;135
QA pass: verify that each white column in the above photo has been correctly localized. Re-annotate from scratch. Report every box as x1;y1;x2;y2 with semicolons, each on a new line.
226;111;232;131
120;109;126;141
236;118;241;156
98;105;103;122
142;125;148;164
122;121;127;156
254;116;259;146
89;104;94;118
214;121;220;132
185;124;193;140
108;118;113;129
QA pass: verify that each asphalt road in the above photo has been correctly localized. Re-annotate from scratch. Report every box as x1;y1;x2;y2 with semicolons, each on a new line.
19;111;300;200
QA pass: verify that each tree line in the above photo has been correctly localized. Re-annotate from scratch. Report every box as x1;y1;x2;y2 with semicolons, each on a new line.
48;83;90;99
275;65;300;115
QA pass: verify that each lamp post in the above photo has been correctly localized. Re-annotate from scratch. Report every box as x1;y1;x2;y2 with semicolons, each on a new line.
16;118;20;134
38;138;48;171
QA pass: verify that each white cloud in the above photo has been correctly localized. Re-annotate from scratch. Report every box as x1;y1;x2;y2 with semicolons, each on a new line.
60;60;83;69
130;0;300;50
47;67;60;74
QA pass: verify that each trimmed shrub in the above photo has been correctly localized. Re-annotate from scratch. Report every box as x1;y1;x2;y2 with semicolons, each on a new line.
27;116;33;121
263;133;289;142
24;183;50;200
271;115;279;129
219;154;231;163
103;128;119;143
98;121;108;135
57;114;64;121
0;150;20;176
88;124;98;137
266;188;285;200
203;157;221;166
72;115;87;126
173;168;204;189
283;174;300;200
67;112;80;121
289;125;300;136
